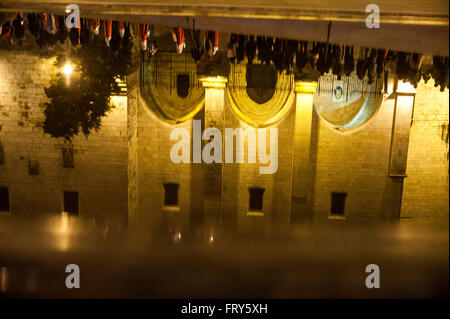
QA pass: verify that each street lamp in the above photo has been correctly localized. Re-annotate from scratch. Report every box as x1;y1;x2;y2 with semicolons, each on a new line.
63;63;73;76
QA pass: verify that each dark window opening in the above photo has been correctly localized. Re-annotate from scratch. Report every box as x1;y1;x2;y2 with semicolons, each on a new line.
249;187;265;212
331;192;347;215
177;74;190;98
0;187;10;212
28;160;40;175
63;191;79;216
62;145;75;168
163;183;179;206
246;64;277;104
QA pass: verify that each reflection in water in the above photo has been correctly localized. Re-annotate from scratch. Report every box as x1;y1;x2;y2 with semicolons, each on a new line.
1;267;6;293
47;212;73;252
57;212;70;251
0;215;447;298
174;231;182;244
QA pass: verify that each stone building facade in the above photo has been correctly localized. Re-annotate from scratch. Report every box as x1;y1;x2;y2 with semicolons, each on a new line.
0;51;128;227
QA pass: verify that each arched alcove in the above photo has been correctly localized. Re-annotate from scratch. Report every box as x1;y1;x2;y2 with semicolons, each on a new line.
140;52;205;123
227;61;295;127
176;73;190;98
313;74;384;131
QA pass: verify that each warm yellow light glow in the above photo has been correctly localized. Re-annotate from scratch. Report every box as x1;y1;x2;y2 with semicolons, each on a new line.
246;211;264;216
227;73;295;127
60;211;69;233
396;80;416;94
110;95;127;109
57;212;70;251
173;232;182;243
63;63;73;76
1;267;7;293
199;76;228;88
295;81;318;94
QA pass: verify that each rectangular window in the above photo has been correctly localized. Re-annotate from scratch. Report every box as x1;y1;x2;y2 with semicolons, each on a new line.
249;187;265;212
63;191;79;216
28;160;40;175
163;183;179;206
331;192;347;215
0;186;10;212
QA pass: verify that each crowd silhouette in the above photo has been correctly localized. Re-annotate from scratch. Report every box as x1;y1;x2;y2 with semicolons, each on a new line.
1;13;448;91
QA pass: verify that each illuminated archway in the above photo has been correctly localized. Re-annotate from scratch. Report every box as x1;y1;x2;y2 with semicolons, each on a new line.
227;62;295;127
313;74;384;131
140;52;205;124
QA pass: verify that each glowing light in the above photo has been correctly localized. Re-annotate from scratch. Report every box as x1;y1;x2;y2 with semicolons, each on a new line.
173;232;182;243
199;76;228;88
209;235;214;243
63;63;73;76
396;81;416;94
57;212;70;251
1;267;7;293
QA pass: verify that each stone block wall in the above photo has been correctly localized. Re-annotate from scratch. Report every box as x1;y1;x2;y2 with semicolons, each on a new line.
307;97;402;220
129;84;199;239
0;51;128;226
132;72;449;232
222;94;295;234
3;50;446;233
401;80;449;220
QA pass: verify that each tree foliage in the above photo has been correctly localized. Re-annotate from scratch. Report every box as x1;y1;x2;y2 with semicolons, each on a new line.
43;33;133;140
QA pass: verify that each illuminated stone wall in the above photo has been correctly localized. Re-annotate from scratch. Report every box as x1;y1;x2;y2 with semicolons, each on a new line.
308;96;402;220
131;65;296;237
0;51;128;226
401;81;449;220
127;72;139;227
222;95;295;234
294;80;449;222
2;50;447;233
129;79;199;239
132;59;449;233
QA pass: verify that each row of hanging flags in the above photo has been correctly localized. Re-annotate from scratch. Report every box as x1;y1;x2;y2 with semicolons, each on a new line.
1;12;448;91
140;24;219;57
0;12;218;57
